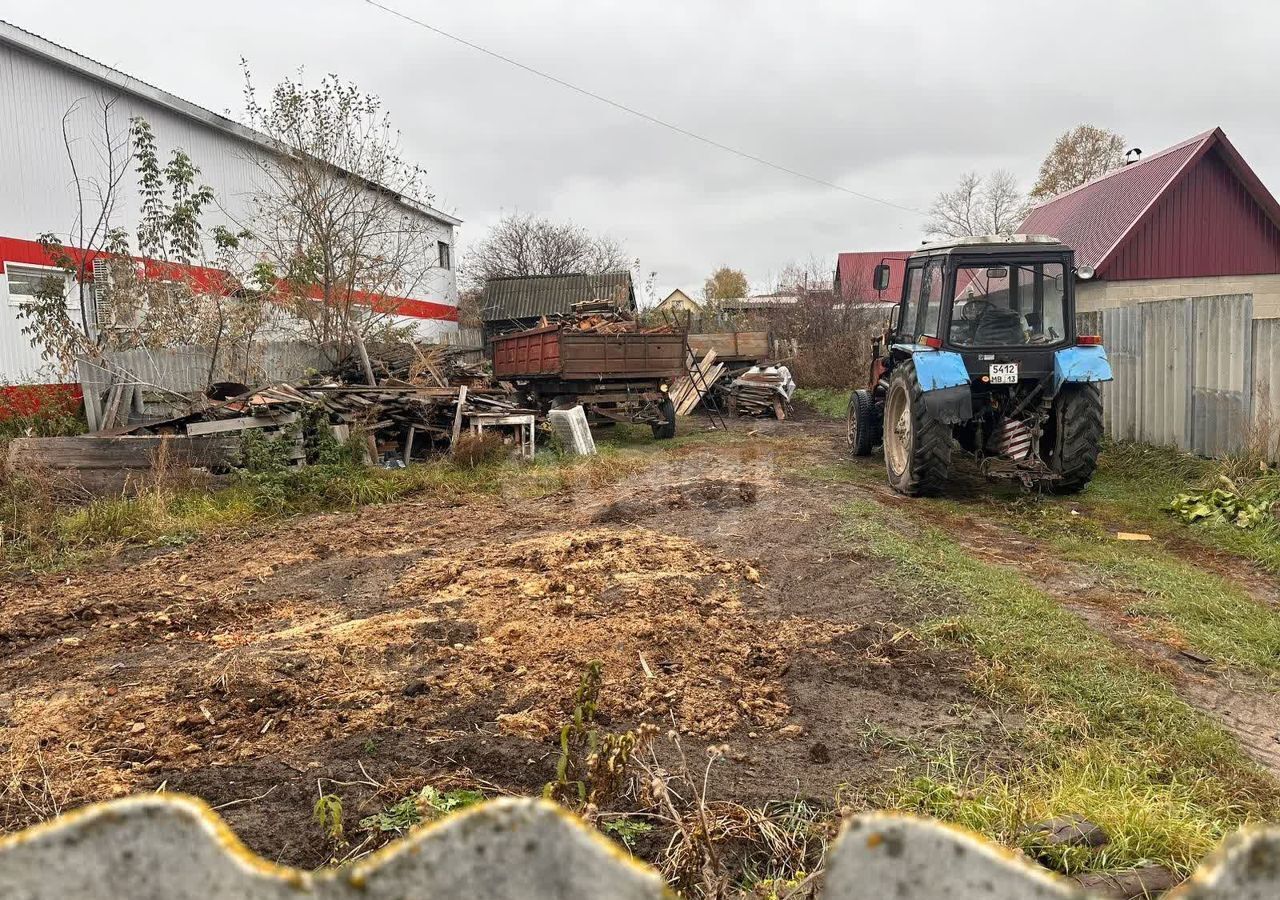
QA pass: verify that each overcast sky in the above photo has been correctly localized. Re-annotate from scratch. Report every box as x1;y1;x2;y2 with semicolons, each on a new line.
3;0;1278;302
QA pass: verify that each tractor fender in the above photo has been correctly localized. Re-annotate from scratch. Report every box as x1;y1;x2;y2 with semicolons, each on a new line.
1053;345;1113;392
891;346;973;424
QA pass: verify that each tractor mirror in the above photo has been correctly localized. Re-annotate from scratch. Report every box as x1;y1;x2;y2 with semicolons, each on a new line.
872;264;891;292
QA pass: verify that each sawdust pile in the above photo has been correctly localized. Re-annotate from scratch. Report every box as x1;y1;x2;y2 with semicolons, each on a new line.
0;523;854;830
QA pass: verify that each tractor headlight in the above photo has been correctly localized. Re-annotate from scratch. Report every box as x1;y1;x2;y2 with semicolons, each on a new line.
660;382;669;393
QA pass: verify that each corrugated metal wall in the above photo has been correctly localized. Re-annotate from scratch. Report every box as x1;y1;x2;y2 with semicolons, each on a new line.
1088;294;1255;456
78;343;332;429
1250;319;1280;457
1192;294;1253;457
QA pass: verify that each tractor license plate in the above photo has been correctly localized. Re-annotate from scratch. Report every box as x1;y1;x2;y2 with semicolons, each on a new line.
989;363;1019;384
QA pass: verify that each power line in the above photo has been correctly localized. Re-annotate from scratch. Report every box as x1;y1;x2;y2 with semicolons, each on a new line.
362;0;922;215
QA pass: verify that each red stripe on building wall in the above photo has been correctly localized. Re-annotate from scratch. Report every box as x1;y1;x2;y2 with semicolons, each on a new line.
0;235;458;322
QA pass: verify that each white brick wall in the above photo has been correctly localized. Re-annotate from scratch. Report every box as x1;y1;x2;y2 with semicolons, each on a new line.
1079;275;1280;318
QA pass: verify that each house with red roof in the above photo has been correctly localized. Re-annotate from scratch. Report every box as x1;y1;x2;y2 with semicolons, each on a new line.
1020;127;1280;317
833;251;912;305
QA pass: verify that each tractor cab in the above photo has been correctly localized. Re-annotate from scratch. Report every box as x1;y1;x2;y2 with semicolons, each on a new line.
850;234;1112;495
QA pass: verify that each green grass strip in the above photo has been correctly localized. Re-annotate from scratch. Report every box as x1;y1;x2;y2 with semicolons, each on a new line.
840;498;1280;874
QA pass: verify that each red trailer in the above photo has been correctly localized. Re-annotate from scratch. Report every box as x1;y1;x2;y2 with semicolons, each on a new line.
491;325;685;438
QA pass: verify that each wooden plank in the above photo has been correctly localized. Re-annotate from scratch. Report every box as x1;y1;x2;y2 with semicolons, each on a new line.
677;363;724;415
450;385;468;446
7;435;241;472
102;380;125;430
185;412;299;436
688;331;769;361
672;350;718;414
403;426;416;464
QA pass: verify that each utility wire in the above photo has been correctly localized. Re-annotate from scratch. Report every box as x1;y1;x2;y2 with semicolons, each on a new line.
362;0;922;215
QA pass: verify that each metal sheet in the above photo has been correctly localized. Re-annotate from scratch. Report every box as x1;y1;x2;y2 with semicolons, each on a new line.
1092;295;1254;456
1140;298;1193;449
1190;294;1252;456
78;342;332;430
1251;318;1280;458
1099;305;1142;442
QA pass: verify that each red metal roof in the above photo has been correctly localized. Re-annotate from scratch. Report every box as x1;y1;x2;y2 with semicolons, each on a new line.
834;251;912;302
1020;128;1280;280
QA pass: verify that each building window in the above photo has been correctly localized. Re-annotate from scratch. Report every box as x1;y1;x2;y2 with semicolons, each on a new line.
5;264;70;306
437;241;452;270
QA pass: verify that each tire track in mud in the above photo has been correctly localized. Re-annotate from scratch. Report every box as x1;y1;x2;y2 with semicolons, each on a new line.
834;452;1280;779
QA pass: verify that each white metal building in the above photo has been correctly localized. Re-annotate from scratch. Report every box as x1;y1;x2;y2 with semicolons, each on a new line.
0;21;461;388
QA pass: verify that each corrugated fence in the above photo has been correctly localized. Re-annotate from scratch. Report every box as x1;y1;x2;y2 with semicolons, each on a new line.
78;342;334;430
1083;293;1268;457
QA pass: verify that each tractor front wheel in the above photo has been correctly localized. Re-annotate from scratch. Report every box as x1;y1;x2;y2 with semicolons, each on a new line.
883;362;951;496
1044;383;1103;493
847;389;877;457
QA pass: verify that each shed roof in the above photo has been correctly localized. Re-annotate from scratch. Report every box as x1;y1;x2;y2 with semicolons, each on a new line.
0;20;461;227
481;271;635;323
834;251;912;302
1020;127;1280;277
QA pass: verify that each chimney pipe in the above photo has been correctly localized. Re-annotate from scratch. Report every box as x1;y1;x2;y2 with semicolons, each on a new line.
1124;147;1143;166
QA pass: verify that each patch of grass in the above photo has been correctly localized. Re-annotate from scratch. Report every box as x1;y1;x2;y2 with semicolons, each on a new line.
0;441;662;576
600;815;656;851
359;785;485;835
1085;442;1280;572
793;388;848;420
841;498;1280;875
1018;508;1280;678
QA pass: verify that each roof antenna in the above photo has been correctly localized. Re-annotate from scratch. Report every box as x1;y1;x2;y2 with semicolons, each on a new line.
1124;147;1143;166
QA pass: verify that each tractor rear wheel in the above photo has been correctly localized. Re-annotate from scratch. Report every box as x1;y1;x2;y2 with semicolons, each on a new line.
1045;383;1103;493
883;362;951;496
847;389;876;457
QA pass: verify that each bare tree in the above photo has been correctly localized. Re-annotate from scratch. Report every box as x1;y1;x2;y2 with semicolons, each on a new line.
240;65;446;358
926;170;1030;238
17;95;130;373
1031;124;1127;200
462;212;628;293
772;255;832;296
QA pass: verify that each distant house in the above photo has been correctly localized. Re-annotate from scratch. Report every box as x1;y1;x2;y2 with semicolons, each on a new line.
834;251;912;304
480;271;636;340
1021;127;1280;318
654;288;702;317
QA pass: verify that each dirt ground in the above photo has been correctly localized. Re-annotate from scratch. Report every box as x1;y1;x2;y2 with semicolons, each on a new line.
0;411;1275;873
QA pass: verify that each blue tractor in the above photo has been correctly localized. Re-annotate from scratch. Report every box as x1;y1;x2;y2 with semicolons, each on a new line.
848;235;1113;495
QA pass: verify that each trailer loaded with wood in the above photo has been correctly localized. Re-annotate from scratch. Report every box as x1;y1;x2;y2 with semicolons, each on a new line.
491;324;685;438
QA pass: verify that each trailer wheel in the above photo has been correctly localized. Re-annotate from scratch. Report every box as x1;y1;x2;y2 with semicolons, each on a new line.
883;361;951;496
651;397;677;440
847;389;876;457
1044;383;1103;493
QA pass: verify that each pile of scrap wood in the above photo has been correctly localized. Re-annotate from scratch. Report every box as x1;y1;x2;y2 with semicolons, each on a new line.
540;300;677;335
667;332;785;417
730;365;797;420
142;379;535;464
337;342;489;386
668;350;725;415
